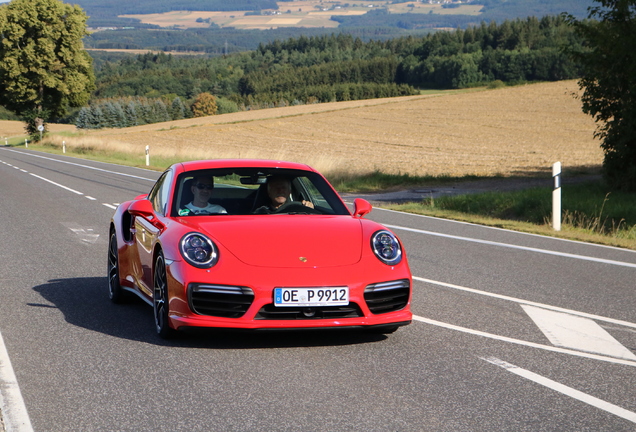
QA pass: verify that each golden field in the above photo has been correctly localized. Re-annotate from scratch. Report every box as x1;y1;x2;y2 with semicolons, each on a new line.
1;80;602;177
119;0;482;30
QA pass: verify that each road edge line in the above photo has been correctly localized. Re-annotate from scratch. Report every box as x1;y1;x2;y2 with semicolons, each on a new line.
0;331;33;432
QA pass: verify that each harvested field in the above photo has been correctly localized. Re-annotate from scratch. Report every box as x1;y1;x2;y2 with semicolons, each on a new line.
119;0;478;30
2;81;601;177
80;80;601;177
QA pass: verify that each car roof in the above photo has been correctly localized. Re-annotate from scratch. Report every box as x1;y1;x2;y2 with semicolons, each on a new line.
174;159;317;173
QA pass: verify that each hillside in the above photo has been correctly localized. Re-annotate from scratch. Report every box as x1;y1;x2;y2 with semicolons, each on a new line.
45;81;601;177
80;0;596;53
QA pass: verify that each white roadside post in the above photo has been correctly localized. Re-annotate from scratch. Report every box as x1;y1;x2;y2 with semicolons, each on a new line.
63;141;66;153
25;138;28;148
552;162;562;231
145;145;150;166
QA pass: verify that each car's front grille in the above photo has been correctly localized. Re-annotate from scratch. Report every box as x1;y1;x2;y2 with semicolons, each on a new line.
189;284;254;318
364;279;410;314
255;303;364;320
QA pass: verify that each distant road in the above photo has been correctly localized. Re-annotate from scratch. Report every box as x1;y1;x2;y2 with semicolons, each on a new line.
1;147;635;431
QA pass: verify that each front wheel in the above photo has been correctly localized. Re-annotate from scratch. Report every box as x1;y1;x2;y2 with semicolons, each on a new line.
108;230;126;303
153;251;175;338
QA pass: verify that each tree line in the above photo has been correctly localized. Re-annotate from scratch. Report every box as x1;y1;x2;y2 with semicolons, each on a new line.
80;16;581;128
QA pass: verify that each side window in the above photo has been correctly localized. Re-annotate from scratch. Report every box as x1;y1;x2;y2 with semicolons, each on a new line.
295;176;333;213
148;170;173;216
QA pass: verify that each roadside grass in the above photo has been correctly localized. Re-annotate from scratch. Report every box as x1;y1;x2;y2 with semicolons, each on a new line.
7;137;635;249
328;170;484;192
387;182;636;249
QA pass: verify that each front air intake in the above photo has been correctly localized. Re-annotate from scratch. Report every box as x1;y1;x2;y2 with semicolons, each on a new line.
188;284;254;318
364;279;410;314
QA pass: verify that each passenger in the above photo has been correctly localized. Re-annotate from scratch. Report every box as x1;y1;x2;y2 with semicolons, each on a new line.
254;175;314;214
182;176;227;215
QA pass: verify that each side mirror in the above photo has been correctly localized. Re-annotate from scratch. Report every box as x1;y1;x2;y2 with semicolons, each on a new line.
128;199;155;218
353;198;372;218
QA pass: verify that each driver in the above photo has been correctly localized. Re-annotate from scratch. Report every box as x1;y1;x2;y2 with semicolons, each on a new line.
181;176;227;215
253;175;314;214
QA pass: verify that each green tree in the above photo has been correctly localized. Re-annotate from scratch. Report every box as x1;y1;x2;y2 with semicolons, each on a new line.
568;0;636;191
0;0;95;139
191;92;217;117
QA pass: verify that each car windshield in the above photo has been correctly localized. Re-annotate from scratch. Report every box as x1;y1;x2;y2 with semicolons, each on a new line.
171;168;350;217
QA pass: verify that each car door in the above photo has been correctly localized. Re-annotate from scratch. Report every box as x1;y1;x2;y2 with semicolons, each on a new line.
134;169;173;296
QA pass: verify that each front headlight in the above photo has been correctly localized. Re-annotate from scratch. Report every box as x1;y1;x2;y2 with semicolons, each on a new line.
180;233;218;268
371;230;402;265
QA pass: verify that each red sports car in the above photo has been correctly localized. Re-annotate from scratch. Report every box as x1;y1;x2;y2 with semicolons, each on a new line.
108;160;412;337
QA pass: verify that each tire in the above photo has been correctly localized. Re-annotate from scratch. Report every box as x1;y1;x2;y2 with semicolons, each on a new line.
108;230;126;303
153;251;175;338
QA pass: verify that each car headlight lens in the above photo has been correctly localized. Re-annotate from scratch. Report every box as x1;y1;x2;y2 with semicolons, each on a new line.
371;230;402;265
180;233;218;268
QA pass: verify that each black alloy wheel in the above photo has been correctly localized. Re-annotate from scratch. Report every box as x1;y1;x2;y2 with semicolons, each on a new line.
108;230;126;303
153;252;174;338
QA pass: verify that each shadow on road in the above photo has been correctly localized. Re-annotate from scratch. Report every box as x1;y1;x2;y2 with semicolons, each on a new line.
32;277;391;349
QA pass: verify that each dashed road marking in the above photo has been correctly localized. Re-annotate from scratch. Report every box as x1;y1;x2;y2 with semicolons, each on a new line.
29;173;83;195
3;159;120;210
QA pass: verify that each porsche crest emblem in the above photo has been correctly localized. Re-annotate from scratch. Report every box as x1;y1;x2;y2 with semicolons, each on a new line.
299;257;308;262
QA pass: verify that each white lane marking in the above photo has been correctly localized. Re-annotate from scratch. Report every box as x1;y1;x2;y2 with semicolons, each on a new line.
103;203;117;210
374;206;636;255
483;357;636;424
389;224;636;268
2;148;155;182
522;305;636;360
414;277;636;330
0;331;34;432
19;170;27;173
29;173;83;195
6;157;118;209
413;315;636;367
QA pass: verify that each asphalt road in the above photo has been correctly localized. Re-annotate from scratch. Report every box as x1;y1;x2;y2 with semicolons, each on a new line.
1;147;635;432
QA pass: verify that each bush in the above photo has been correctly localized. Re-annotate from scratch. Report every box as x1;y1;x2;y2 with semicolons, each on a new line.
487;80;506;89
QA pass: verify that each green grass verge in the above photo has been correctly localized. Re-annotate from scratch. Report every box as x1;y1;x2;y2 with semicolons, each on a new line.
387;182;636;249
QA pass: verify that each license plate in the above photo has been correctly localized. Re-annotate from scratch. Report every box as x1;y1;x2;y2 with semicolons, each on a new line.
274;287;349;307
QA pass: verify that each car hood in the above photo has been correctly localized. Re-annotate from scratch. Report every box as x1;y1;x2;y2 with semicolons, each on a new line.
185;215;363;268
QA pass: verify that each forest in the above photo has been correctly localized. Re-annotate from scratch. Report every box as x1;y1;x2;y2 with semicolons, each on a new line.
73;15;583;129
